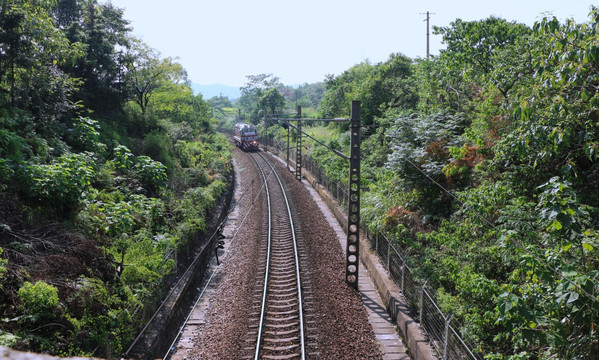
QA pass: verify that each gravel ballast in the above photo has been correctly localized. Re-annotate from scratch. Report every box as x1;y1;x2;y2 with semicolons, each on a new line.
187;148;382;359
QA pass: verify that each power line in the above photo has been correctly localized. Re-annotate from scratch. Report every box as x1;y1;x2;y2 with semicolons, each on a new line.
403;157;599;305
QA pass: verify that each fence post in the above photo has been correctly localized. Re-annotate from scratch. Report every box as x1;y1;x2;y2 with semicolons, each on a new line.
443;313;454;360
387;238;391;270
419;279;428;327
400;262;405;291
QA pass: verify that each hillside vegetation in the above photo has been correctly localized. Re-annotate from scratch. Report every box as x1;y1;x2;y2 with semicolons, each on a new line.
262;10;599;360
0;0;230;356
3;0;599;358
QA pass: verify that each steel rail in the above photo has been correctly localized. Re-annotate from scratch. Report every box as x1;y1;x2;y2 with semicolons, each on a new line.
257;151;306;360
250;152;305;360
250;153;273;360
163;166;269;359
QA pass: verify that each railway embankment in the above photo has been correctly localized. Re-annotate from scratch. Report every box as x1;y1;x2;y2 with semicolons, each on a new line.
124;172;235;359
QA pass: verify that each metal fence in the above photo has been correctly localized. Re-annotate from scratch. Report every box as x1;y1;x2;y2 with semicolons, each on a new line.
302;156;349;213
367;229;481;359
263;136;480;359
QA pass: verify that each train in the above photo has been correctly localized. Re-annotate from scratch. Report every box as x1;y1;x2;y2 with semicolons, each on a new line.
233;122;260;151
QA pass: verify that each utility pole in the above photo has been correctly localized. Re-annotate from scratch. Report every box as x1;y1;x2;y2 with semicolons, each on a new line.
420;11;435;58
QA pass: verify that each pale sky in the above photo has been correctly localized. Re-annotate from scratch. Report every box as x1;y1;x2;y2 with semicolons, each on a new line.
109;0;596;87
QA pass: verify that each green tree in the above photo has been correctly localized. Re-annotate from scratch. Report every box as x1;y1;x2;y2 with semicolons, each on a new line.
318;62;374;121
0;0;81;128
490;12;599;356
61;0;130;118
279;82;325;110
318;54;416;126
238;73;282;123
259;87;285;115
207;94;233;109
434;17;532;98
124;39;189;116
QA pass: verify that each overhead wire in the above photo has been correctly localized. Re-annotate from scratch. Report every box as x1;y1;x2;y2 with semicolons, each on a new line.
280;120;349;160
402;156;599;305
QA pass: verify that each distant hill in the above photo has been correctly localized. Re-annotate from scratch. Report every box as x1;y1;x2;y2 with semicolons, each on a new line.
191;83;241;100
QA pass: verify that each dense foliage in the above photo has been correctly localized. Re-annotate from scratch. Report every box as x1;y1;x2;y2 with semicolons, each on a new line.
0;0;230;356
4;0;598;358
269;9;599;360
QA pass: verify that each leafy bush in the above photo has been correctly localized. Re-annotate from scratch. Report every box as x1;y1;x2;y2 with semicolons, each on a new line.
0;129;31;162
134;155;167;192
0;331;19;347
24;152;97;210
66;117;106;153
142;130;174;172
18;281;59;322
65;277;134;356
0;159;14;191
113;145;135;170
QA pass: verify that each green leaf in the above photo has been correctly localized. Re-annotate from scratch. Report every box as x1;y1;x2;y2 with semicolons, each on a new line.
548;219;563;231
562;243;573;252
582;243;593;251
567;291;579;303
581;91;590;101
529;321;537;329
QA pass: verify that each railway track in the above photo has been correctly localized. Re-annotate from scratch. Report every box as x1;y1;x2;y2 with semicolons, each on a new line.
165;148;326;359
246;151;307;360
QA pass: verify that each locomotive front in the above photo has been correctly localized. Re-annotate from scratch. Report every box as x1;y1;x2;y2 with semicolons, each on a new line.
234;123;260;151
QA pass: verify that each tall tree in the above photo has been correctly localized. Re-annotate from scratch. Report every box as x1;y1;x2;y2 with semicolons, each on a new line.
0;0;81;135
434;17;532;98
61;0;130;118
259;87;285;115
124;39;188;116
317;54;416;126
238;73;282;123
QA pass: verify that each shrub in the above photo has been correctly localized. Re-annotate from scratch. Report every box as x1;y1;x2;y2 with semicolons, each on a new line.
18;281;59;322
25;152;97;209
134;156;167;192
0;159;14;191
113;145;134;170
66;117;106;153
142;130;174;172
65;276;133;356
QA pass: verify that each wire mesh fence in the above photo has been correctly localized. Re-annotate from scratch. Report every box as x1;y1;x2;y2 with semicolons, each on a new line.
302;156;349;212
367;225;481;359
260;135;350;212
